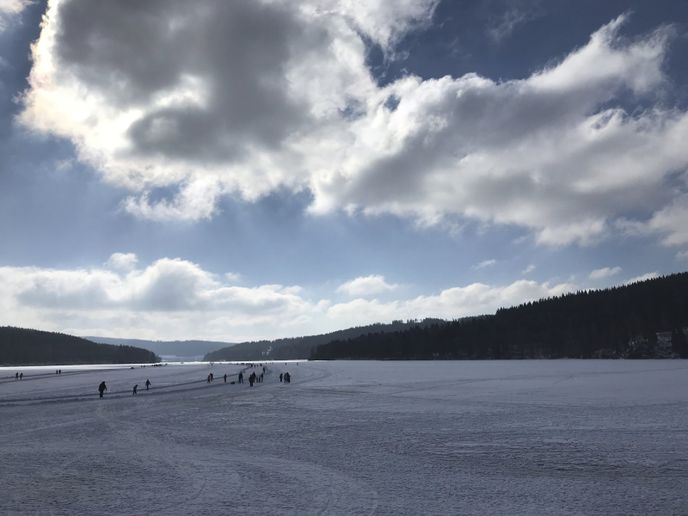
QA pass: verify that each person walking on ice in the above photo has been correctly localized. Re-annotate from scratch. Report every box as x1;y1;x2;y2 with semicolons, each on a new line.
132;384;138;396
98;381;107;398
145;379;151;390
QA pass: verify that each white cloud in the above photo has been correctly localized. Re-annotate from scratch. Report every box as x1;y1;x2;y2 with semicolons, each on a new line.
522;264;536;275
317;0;439;50
311;15;688;246
224;272;242;283
336;274;399;297
487;4;538;43
0;258;321;340
0;0;30;13
622;195;688;248
105;252;138;272
0;0;31;31
18;6;688;247
589;266;622;280
473;259;497;270
327;279;575;328
0;259;311;314
624;271;659;285
0;257;576;341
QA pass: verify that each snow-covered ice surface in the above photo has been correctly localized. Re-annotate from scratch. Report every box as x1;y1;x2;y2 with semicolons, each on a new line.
1;360;688;515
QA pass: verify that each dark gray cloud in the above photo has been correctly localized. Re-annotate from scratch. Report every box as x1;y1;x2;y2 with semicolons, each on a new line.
55;0;318;161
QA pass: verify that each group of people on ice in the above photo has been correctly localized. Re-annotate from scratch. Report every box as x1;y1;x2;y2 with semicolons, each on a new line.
247;371;264;386
131;379;151;395
222;364;293;387
97;364;295;398
96;378;151;397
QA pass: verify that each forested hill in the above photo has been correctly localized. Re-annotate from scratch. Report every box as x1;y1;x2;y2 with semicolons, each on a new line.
0;327;160;365
86;336;232;358
204;319;445;361
311;272;688;360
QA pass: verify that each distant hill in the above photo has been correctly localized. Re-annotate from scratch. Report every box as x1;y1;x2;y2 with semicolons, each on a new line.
311;272;688;360
86;337;233;359
204;319;446;361
0;327;159;366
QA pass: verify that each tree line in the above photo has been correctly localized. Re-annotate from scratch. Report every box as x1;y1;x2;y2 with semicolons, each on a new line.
311;272;688;360
204;319;445;361
0;327;160;366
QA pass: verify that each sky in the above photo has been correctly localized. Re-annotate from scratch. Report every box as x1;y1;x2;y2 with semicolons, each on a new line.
1;0;687;342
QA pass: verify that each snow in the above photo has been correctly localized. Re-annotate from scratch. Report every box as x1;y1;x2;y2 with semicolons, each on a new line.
1;360;688;515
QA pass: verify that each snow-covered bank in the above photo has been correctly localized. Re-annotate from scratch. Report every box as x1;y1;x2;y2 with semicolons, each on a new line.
1;360;687;514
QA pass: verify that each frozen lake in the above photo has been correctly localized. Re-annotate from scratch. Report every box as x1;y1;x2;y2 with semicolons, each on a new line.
1;360;687;515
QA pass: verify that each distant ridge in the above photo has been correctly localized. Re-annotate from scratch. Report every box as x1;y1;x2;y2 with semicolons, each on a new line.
311;272;688;360
87;337;233;359
0;327;159;366
204;319;446;361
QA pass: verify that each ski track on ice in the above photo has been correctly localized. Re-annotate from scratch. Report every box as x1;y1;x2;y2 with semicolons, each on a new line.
0;368;251;406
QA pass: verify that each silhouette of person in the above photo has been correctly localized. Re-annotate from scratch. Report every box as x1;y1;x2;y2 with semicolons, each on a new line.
15;372;18;380
279;373;283;382
98;381;107;398
223;374;227;383
19;372;23;380
238;372;244;384
145;379;151;390
133;384;138;395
